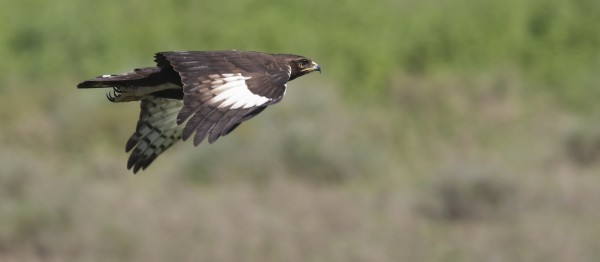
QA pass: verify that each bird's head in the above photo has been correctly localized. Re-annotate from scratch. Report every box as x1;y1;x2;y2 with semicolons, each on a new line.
278;55;321;81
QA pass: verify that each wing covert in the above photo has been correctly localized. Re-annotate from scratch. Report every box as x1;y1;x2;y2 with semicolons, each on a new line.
155;51;291;146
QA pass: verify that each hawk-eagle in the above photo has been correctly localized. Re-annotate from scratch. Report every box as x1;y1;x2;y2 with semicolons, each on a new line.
78;50;321;173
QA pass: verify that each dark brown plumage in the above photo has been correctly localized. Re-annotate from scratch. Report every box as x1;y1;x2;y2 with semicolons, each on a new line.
78;50;321;173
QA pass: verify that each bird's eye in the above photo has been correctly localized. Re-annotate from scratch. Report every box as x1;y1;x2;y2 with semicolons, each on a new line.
299;59;310;68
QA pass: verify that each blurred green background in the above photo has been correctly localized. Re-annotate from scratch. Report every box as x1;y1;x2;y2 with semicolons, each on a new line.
2;0;600;261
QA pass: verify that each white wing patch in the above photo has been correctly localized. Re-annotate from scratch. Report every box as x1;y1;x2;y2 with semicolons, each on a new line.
201;73;271;109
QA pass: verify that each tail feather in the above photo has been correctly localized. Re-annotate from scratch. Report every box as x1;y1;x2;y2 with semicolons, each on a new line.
78;66;183;102
77;67;162;89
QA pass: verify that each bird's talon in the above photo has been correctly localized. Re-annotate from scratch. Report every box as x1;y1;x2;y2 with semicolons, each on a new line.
106;89;121;102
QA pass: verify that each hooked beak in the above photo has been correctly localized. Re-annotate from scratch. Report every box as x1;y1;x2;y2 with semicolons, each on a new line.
313;62;321;74
308;61;321;74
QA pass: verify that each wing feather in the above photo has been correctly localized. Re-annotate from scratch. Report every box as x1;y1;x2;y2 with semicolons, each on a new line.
193;110;222;146
181;106;218;141
156;51;291;145
126;97;184;173
207;110;242;143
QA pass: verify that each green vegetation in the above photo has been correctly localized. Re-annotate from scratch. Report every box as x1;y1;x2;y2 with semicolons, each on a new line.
2;0;599;103
1;0;600;261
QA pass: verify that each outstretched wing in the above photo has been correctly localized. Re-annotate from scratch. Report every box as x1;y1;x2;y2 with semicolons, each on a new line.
126;97;184;173
155;51;291;146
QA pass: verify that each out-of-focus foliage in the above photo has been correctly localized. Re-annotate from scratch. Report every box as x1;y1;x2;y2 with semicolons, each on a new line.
2;0;600;261
1;0;599;105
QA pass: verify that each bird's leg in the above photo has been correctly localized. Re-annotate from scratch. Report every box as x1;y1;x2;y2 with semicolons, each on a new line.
106;84;181;103
106;86;141;102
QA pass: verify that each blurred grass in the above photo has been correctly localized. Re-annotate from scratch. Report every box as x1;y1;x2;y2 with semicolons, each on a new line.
1;0;599;106
1;0;600;261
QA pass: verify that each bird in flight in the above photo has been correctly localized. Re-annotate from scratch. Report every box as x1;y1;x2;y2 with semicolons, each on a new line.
78;50;321;173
